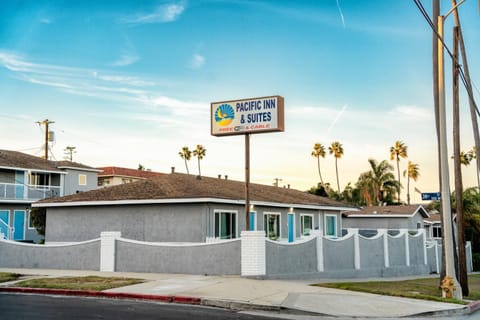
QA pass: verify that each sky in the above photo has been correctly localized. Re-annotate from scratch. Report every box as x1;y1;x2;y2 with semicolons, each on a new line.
1;0;479;203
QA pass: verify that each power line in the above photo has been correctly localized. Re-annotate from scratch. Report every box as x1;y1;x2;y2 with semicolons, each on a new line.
412;0;480;117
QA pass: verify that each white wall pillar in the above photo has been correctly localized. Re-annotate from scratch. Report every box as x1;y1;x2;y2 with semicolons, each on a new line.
100;231;121;272
241;231;266;277
378;229;389;268
353;229;360;270
401;229;410;266
421;228;428;265
311;230;324;272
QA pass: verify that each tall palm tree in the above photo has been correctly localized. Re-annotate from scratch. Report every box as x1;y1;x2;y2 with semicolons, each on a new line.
403;161;420;205
192;144;206;177
329;141;344;193
311;143;326;185
390;140;408;202
178;146;192;175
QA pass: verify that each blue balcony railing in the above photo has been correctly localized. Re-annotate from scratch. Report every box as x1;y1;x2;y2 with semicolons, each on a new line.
0;183;61;201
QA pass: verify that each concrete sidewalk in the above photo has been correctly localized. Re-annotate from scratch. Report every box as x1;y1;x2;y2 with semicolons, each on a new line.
0;268;476;318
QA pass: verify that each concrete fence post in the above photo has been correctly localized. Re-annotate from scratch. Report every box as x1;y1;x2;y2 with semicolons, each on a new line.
241;231;266;277
401;229;410;267
100;231;121;272
420;229;428;265
352;229;360;270
311;230;324;272
378;229;389;268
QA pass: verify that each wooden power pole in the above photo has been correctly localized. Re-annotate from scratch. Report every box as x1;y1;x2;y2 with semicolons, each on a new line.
36;119;55;160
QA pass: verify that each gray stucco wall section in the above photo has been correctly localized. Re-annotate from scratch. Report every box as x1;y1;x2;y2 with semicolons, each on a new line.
409;234;425;265
323;236;354;270
115;239;240;275
388;235;407;266
265;238;317;276
0;239;100;270
46;204;209;242
359;236;384;269
426;243;438;273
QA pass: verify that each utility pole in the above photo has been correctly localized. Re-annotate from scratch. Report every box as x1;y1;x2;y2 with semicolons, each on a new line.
273;178;282;187
437;4;463;299
36;119;55;160
64;146;76;162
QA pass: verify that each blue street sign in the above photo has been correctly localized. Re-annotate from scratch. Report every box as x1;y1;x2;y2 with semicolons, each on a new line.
421;192;441;201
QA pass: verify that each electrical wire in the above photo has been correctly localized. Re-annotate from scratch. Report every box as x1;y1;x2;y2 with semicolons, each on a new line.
413;0;480;117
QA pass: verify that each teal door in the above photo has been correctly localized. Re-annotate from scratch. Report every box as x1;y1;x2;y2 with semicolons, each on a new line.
288;214;294;243
0;210;9;239
13;210;25;240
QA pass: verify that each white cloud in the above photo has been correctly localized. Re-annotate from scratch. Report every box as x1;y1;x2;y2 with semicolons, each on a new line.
189;54;205;69
40;18;53;24
122;2;186;24
111;54;139;67
388;105;432;120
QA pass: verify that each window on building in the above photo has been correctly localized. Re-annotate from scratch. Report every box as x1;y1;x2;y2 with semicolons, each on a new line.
79;174;87;186
300;214;313;236
325;214;337;237
214;211;237;239
432;225;442;238
29;173;51;186
264;213;280;240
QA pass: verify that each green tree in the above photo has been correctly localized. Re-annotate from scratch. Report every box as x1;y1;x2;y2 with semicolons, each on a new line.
178;146;192;175
329;141;344;193
390;140;408;202
192;144;206;177
311;143;326;185
403;161;420;205
29;207;46;237
356;159;398;206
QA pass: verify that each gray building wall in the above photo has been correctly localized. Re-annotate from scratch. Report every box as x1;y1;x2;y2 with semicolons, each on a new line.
46;203;210;242
62;169;98;195
116;239;240;275
343;214;425;230
388;235;407;266
0;204;44;243
0;239;100;270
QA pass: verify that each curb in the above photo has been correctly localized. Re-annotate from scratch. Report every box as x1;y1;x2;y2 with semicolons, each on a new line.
0;287;200;305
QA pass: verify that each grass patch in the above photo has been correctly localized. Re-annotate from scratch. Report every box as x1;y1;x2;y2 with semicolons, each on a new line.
313;274;480;305
13;276;144;291
0;272;22;283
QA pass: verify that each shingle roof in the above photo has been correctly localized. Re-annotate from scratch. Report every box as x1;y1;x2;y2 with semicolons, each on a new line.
98;166;164;179
0;150;98;172
0;149;61;172
343;204;429;218
36;173;352;209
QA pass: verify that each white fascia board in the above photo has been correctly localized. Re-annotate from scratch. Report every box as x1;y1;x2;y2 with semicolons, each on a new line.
1;199;34;204
345;214;412;218
0;165;66;175
32;197;355;211
57;166;103;173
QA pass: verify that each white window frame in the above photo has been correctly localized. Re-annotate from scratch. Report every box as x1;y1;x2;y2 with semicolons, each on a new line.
264;212;281;240
213;210;238;239
27;210;36;229
432;224;442;238
324;214;338;237
300;213;314;236
78;174;87;186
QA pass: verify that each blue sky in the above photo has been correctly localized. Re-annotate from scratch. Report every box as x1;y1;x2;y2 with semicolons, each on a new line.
1;0;479;202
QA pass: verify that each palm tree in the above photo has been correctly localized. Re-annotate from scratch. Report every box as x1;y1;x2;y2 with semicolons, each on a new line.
356;159;398;206
390;140;408;202
329;141;344;193
403;161;420;205
311;143;326;185
178;146;192;175
192;144;206;177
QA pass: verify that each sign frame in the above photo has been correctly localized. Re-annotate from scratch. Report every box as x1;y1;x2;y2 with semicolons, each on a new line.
210;95;285;136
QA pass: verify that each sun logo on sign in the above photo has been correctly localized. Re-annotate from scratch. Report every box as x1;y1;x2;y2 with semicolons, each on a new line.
214;104;235;126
